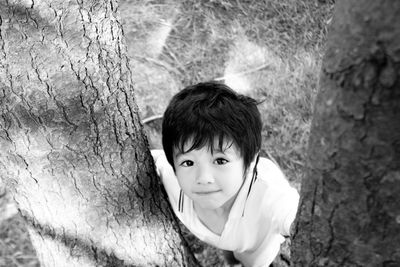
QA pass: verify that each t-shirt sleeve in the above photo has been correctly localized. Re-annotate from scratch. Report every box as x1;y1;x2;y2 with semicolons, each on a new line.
234;158;299;267
259;158;300;236
278;186;299;236
150;149;180;210
234;234;285;267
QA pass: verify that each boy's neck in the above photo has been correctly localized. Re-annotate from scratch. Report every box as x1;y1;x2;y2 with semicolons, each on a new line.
194;191;238;217
193;194;238;235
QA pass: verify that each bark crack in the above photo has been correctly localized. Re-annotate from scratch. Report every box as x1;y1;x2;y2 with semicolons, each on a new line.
69;170;88;202
16;153;38;183
29;47;44;84
309;181;320;260
325;202;341;256
0;13;6;66
26;3;38;28
88;105;103;156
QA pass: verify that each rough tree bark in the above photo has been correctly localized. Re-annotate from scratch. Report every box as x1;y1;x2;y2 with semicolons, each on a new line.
0;1;198;266
292;0;400;266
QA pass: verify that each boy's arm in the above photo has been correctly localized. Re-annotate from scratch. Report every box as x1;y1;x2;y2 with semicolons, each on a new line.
233;187;299;267
279;187;300;237
150;149;164;175
150;149;180;211
150;149;175;182
259;158;300;236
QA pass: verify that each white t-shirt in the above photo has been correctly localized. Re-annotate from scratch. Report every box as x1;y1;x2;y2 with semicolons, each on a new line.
151;150;299;267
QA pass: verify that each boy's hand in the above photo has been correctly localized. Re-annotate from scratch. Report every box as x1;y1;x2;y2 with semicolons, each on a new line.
223;250;242;267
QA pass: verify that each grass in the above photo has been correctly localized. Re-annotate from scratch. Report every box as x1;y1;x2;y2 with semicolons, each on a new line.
0;0;334;266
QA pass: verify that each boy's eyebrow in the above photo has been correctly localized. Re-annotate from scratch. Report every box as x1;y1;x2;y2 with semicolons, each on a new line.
174;151;183;158
174;149;188;159
173;142;235;158
213;142;234;154
213;148;227;154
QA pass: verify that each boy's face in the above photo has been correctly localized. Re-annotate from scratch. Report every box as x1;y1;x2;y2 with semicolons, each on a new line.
173;138;246;211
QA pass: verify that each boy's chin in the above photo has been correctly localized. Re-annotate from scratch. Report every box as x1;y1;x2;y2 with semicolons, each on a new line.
194;199;235;212
193;199;224;210
193;192;237;212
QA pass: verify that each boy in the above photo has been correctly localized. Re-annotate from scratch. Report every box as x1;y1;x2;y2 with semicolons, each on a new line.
151;82;299;267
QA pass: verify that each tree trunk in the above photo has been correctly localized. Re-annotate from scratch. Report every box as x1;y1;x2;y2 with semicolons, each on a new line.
292;0;400;266
0;1;198;266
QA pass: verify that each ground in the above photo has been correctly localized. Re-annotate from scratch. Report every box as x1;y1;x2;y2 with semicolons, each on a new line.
0;0;334;266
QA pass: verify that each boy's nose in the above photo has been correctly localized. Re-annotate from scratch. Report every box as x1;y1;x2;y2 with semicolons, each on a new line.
195;166;214;184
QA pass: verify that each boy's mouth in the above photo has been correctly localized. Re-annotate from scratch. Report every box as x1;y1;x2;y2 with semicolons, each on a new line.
194;190;222;195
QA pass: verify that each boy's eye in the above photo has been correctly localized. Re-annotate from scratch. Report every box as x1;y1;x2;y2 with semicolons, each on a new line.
180;160;194;167
215;158;228;165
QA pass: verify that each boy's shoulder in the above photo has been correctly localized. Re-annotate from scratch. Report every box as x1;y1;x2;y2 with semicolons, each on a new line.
256;157;288;188
254;157;299;214
150;149;176;184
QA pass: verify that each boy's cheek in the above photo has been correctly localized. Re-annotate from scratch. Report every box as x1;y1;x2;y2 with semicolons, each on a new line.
175;170;187;184
176;179;192;195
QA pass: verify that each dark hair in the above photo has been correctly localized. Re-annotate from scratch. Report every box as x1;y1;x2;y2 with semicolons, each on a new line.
162;81;262;171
